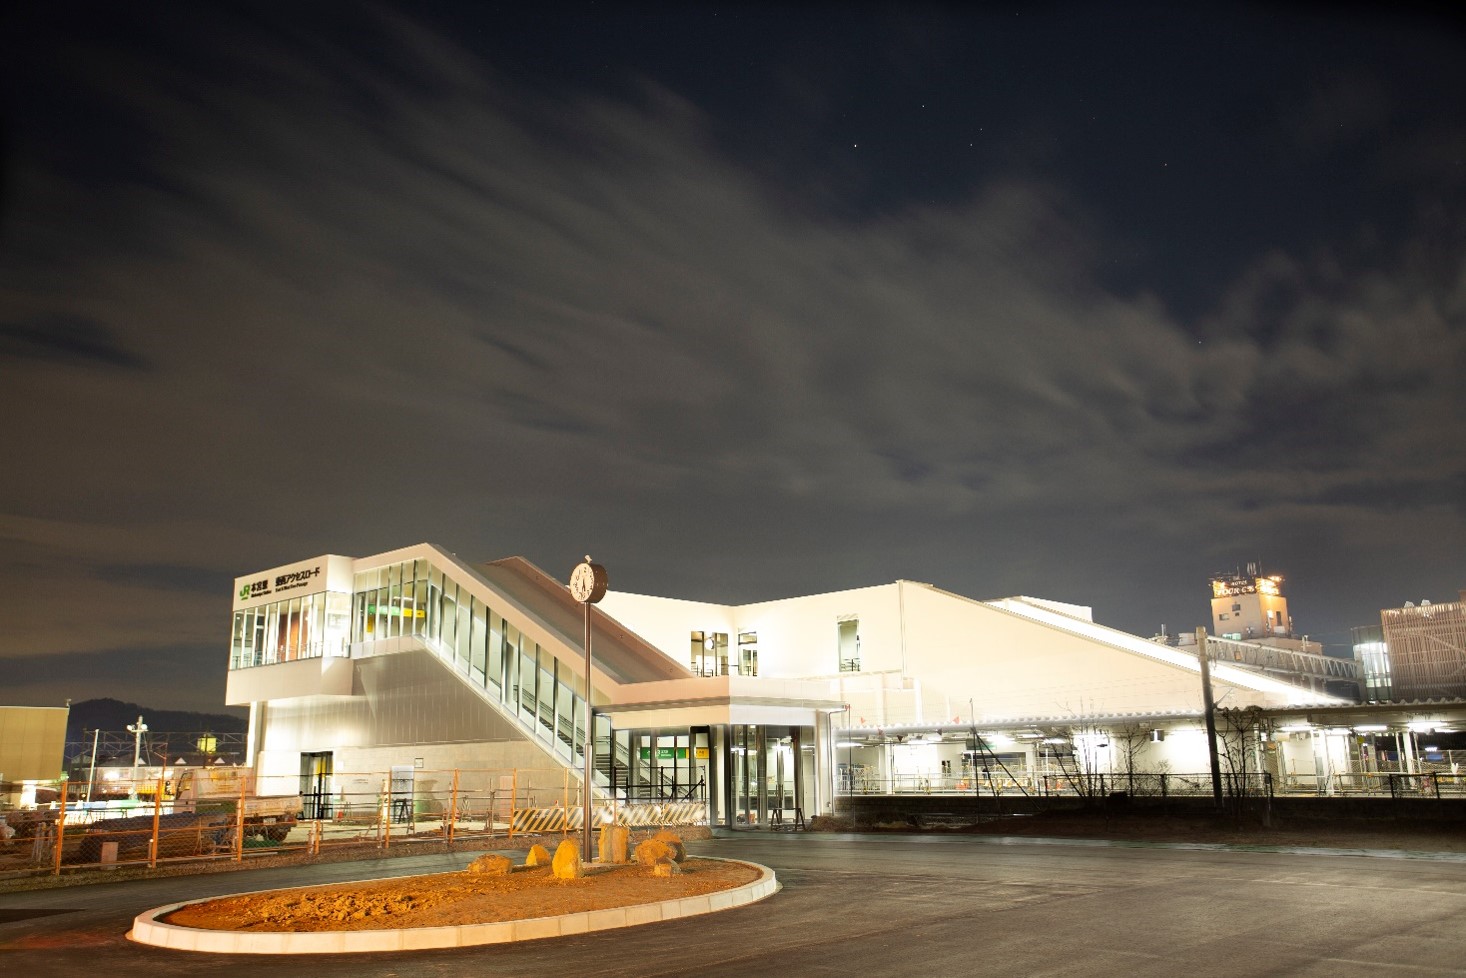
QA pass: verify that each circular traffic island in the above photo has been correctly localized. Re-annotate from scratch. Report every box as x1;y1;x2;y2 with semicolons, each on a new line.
129;856;776;954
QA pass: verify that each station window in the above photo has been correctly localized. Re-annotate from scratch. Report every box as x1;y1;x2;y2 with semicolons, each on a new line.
690;631;729;676
738;631;758;677
837;618;860;672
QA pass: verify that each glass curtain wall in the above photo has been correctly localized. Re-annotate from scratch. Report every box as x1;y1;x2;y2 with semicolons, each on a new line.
344;557;603;782
230;591;346;668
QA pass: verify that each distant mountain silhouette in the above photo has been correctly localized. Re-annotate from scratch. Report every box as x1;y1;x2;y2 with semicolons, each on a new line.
66;697;247;742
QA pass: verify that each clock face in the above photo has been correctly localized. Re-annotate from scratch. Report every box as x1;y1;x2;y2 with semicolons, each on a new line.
569;564;593;600
569;561;607;603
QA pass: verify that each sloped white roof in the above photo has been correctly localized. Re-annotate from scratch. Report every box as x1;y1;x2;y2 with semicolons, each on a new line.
986;595;1343;706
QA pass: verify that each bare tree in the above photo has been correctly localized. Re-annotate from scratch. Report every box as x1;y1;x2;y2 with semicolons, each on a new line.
1050;724;1106;802
1215;705;1268;823
1111;723;1149;795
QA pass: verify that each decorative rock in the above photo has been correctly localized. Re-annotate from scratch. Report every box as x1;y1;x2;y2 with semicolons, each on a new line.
464;853;513;875
551;839;583;879
651;829;686;862
652;856;681;877
598;824;630;864
634;838;674;866
524;843;551;866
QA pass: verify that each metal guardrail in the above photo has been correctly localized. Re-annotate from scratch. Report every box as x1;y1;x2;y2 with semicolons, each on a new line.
838;772;1273;799
838;770;1466;799
0;766;709;880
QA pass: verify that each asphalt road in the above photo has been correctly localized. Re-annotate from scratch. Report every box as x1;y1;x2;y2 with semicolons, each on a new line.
4;833;1466;977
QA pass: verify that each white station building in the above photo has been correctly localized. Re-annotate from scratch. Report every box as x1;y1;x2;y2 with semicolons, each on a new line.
226;543;1392;827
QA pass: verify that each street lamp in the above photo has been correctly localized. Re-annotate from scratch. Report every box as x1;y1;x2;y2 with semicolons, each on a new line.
127;715;148;798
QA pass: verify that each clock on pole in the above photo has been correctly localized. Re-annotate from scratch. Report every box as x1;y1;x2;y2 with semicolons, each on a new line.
569;557;608;604
569;556;607;860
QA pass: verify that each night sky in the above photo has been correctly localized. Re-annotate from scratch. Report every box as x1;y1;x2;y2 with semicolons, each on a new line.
3;4;1463;711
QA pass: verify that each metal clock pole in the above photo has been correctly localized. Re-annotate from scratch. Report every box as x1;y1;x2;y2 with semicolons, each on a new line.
583;595;594;860
570;557;608;862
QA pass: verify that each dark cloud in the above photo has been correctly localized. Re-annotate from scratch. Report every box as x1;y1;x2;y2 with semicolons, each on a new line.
0;6;1462;709
94;563;234;597
0;315;148;369
1;644;228;713
475;333;553;373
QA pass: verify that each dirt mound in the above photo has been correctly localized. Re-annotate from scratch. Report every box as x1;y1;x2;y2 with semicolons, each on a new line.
161;858;760;933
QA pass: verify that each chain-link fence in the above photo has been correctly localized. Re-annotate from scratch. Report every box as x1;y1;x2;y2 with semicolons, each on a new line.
1275;771;1466;798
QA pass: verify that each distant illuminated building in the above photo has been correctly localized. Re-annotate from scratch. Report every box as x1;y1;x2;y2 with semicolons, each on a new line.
1377;589;1466;700
1351;623;1392;701
1210;563;1291;641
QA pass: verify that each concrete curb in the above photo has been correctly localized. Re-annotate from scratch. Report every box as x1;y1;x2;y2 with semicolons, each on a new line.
127;858;777;954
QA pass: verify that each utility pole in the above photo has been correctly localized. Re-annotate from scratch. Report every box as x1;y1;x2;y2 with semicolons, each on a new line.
84;728;100;806
1196;628;1223;809
969;698;979;818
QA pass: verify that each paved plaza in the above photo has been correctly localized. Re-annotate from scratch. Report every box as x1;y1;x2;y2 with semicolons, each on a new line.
5;832;1466;977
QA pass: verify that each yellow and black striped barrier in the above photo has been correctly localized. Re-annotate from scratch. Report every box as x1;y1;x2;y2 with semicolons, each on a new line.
510;801;707;833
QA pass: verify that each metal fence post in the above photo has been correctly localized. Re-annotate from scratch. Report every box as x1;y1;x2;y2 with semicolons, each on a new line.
509;769;518;841
149;774;164;868
52;780;69;876
448;769;460;845
381;776;391;850
235;772;246;862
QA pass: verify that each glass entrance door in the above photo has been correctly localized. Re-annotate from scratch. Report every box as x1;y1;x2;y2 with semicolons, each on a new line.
300;751;333;819
620;728;709;801
726;725;811;828
730;725;763;825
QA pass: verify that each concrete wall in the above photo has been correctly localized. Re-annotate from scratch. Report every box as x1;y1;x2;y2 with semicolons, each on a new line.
603;583;903;678
597;592;737;670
